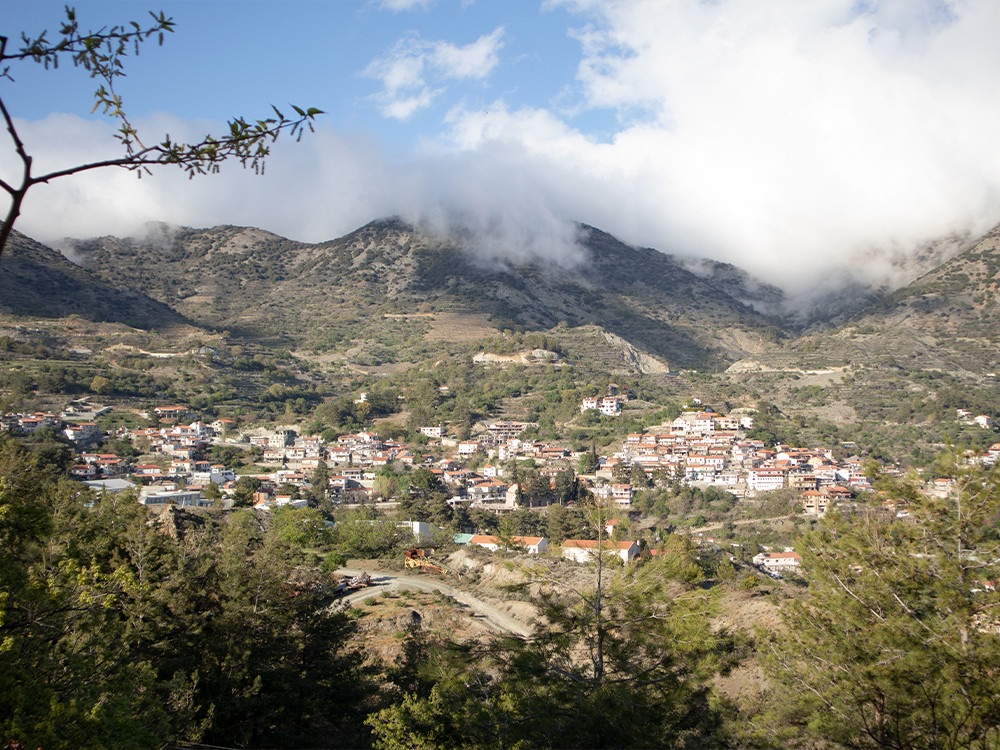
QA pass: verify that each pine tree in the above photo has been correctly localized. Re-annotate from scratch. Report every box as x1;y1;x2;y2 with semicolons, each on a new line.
369;499;729;748
763;458;1000;749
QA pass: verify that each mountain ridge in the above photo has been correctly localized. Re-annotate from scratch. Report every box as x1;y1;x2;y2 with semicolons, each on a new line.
0;230;188;330
7;216;1000;375
54;218;788;369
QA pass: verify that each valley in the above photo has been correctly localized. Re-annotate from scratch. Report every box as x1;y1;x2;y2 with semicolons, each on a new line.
1;218;999;749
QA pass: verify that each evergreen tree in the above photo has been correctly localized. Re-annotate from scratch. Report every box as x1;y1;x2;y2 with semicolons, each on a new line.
520;469;553;508
0;442;372;748
553;468;581;504
0;441;193;746
369;499;729;748
577;445;599;474
307;459;331;505
763;459;1000;749
230;474;262;507
630;462;652;488
545;502;587;544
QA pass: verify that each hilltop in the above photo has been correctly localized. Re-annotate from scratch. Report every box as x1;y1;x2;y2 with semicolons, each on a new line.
61;219;785;370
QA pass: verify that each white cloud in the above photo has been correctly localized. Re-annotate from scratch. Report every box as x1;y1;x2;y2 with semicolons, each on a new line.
374;0;478;12
3;111;585;270
382;88;442;120
375;0;435;11
3;114;393;247
364;27;504;119
359;0;1000;293
457;0;1000;293
362;33;428;100
9;1;1000;305
432;27;505;80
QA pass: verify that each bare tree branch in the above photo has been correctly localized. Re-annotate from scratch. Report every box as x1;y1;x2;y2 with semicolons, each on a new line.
0;7;322;261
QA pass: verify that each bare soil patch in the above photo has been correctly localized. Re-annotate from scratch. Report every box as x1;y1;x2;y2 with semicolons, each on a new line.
424;312;498;342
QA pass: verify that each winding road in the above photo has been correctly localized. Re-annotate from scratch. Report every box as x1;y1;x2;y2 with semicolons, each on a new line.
337;567;532;637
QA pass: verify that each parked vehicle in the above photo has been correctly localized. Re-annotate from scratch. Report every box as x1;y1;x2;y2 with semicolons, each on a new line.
334;572;372;596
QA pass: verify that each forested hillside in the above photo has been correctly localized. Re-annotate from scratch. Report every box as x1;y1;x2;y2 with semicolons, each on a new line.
3;435;999;748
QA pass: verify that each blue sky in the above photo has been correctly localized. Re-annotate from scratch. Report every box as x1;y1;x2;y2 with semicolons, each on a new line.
4;0;1000;293
5;1;595;149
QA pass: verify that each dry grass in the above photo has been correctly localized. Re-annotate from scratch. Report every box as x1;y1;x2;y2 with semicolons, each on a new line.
423;312;498;342
347;588;495;666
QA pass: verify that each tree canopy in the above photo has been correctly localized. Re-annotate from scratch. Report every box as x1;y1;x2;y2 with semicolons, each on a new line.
764;459;1000;749
367;500;731;749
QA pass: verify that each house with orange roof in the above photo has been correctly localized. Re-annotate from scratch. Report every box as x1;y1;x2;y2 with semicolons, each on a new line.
753;551;802;571
800;490;831;515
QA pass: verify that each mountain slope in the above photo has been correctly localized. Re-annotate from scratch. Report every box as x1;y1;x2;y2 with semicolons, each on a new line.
841;225;1000;372
0;231;187;329
726;224;1000;376
63;219;788;369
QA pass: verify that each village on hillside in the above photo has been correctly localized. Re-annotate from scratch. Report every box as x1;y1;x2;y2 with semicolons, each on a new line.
5;395;997;578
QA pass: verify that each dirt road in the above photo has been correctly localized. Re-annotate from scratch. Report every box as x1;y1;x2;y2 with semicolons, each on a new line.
337;567;532;637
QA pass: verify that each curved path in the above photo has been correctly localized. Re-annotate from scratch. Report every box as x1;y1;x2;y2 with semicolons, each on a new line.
337;567;532;637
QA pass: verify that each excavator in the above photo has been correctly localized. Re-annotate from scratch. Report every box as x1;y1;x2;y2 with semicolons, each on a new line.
403;548;452;576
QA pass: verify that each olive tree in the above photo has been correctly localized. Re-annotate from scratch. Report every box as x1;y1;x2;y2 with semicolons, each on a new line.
0;6;322;258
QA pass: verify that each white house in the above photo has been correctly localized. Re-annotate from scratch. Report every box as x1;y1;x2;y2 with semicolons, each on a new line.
192;465;236;486
670;417;690;434
685;462;717;482
611;483;634;505
82;478;138;494
274;494;308;508
469;534;549;554
398;520;439;543
693;412;717;433
63;422;101;444
514;536;549;554
598;397;621;416
458;440;481;456
753;552;802;571
748;467;787;493
140;488;207;507
562;539;640;564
